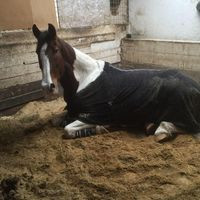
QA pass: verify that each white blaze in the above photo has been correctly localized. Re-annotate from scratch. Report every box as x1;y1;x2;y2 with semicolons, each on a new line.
40;43;53;88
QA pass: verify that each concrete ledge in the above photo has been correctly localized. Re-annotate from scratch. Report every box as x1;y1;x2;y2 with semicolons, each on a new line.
0;25;124;46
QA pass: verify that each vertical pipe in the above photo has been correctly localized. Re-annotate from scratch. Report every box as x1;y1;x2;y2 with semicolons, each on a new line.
54;0;60;28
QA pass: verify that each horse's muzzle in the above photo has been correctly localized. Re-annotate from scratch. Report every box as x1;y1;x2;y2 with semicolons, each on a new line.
42;82;55;93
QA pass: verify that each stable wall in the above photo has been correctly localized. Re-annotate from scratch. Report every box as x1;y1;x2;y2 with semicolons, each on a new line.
0;25;126;112
121;39;200;82
121;0;200;82
129;0;200;40
0;0;127;112
57;0;128;28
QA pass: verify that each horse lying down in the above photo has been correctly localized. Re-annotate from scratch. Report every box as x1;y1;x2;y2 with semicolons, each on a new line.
32;24;200;142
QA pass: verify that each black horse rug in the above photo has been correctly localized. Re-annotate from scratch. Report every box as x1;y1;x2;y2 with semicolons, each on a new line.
67;62;200;133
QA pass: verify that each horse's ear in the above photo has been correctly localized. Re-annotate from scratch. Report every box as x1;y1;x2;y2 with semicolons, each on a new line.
48;23;56;40
32;24;41;39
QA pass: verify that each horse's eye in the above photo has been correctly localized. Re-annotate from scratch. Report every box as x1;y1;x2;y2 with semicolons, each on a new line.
54;48;59;54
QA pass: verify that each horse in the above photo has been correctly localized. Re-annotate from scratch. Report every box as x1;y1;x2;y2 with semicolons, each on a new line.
32;23;200;142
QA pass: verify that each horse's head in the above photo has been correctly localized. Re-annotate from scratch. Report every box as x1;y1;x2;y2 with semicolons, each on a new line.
32;24;76;96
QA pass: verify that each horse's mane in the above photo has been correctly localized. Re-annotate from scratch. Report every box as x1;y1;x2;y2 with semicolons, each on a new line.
57;38;76;66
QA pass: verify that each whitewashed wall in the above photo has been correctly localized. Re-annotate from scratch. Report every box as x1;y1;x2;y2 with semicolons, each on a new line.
129;0;200;40
56;0;128;28
57;0;109;28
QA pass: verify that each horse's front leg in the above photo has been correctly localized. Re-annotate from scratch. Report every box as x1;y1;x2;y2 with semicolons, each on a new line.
63;120;109;139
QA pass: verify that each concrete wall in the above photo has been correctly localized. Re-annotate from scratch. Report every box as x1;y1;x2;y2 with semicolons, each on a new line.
121;39;200;82
0;25;126;111
123;0;200;82
57;0;108;28
129;0;200;40
57;0;128;28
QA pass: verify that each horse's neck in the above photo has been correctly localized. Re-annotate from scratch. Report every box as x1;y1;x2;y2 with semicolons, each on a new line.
60;62;78;103
73;48;105;92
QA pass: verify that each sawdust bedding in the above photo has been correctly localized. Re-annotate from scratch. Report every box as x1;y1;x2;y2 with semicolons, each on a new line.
0;98;200;200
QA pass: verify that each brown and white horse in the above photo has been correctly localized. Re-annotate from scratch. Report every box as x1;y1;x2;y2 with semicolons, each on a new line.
32;24;200;142
32;24;111;139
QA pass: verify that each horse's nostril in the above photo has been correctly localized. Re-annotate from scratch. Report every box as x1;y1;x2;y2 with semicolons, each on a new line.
51;83;55;89
49;83;55;92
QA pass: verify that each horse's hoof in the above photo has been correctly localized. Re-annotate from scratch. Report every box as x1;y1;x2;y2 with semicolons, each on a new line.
155;133;171;143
